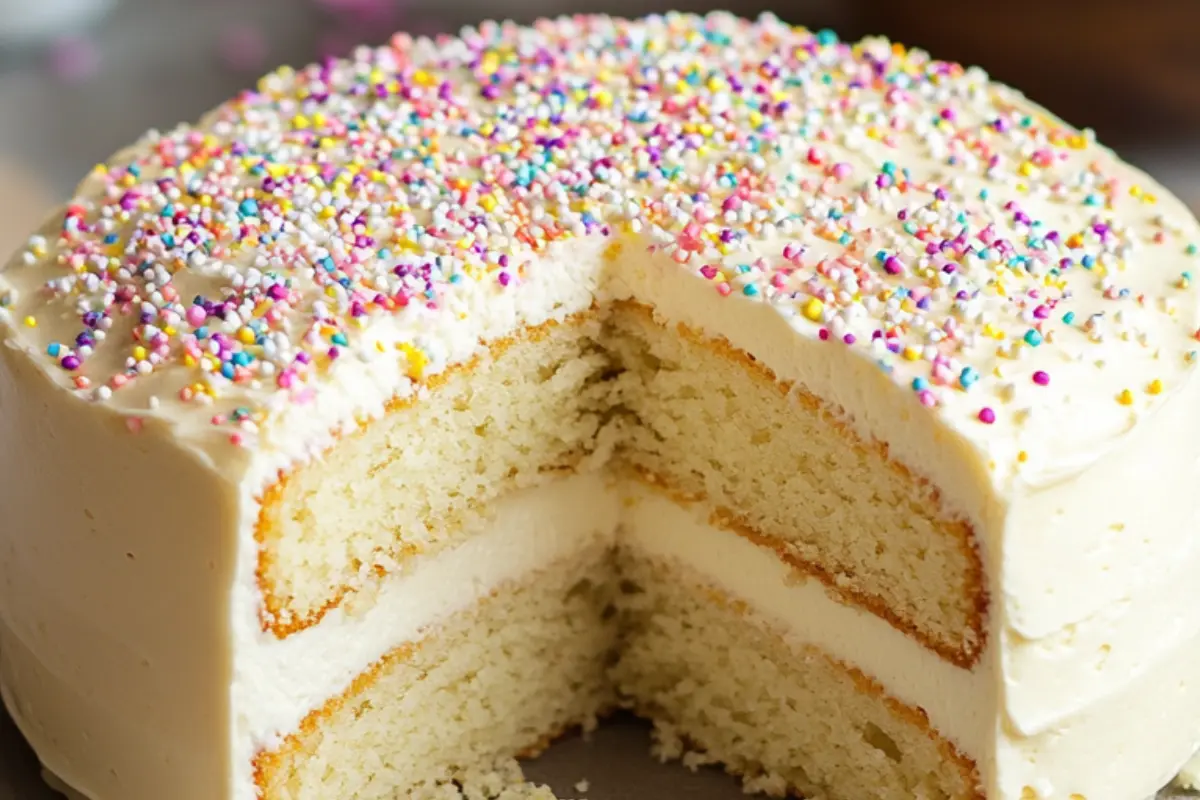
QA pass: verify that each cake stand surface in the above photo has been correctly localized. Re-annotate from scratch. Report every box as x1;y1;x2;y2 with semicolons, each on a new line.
0;0;1198;798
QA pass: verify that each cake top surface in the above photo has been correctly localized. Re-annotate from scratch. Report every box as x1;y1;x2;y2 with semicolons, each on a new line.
1;12;1198;486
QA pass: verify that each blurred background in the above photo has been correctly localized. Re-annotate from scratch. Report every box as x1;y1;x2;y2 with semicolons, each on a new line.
1;0;1199;250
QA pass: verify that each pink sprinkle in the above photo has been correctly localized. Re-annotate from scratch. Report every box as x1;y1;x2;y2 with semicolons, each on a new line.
1032;371;1050;386
842;333;856;345
831;162;852;180
716;282;732;297
918;390;937;408
818;328;830;341
186;306;207;327
699;264;719;280
978;407;996;424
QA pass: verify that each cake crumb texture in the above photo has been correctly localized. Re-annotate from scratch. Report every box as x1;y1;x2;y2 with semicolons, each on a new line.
254;541;617;800
256;313;612;636
607;304;983;667
612;548;981;800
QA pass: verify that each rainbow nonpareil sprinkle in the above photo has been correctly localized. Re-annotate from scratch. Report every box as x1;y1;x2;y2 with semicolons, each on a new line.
3;12;1197;451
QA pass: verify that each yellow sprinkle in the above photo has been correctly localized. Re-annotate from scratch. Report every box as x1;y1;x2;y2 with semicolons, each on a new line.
397;342;428;380
902;346;920;361
237;327;256;345
1147;379;1164;395
132;346;147;361
291;114;310;130
1018;162;1035;177
1117;389;1134;406
1017;451;1028;463
480;195;497;212
22;316;36;328
802;298;824;322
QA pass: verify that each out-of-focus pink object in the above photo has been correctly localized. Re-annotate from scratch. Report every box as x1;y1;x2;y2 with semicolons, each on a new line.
46;34;101;82
218;25;269;73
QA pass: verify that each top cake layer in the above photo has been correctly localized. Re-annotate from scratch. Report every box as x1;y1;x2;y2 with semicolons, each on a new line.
0;12;1198;492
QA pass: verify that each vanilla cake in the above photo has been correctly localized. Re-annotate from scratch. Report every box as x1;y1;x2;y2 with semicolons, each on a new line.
2;12;1200;800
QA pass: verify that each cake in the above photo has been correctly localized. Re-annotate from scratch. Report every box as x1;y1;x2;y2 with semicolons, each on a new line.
2;11;1199;800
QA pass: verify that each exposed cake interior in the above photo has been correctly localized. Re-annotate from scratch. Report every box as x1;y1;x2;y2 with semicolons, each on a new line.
248;299;987;800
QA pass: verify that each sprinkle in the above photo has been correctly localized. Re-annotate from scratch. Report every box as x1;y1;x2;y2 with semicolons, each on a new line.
1117;389;1134;406
0;12;1190;449
1147;379;1163;395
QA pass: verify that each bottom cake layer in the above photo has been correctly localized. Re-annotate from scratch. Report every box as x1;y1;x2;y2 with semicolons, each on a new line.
611;546;980;800
253;539;619;800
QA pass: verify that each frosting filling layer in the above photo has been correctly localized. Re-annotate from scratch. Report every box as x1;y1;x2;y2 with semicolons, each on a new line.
232;472;620;796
